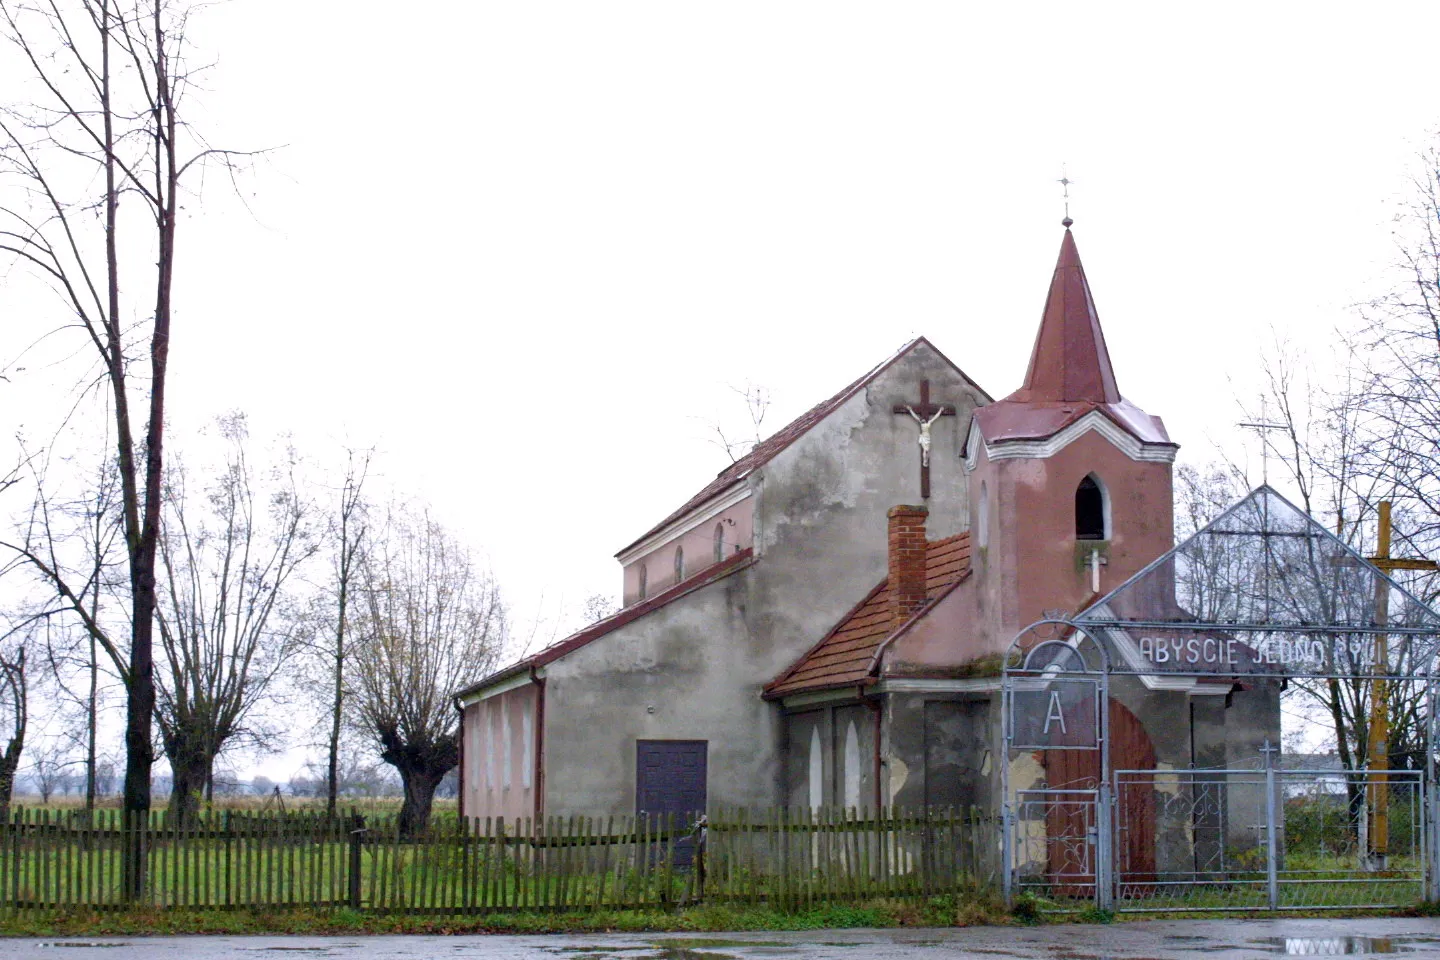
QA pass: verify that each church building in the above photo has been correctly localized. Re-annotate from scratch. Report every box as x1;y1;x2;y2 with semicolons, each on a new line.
454;225;1277;829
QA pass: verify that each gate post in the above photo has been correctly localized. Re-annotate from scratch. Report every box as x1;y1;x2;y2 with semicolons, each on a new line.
1096;782;1114;911
1429;777;1440;902
1263;740;1279;911
1001;804;1013;907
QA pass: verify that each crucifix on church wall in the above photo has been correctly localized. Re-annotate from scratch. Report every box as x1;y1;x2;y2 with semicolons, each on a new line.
892;379;956;499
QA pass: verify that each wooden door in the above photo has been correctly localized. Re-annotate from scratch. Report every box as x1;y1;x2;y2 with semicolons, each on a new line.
636;740;707;866
1042;698;1156;892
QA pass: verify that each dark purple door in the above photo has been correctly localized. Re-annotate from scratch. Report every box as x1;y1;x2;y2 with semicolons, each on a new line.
636;740;707;866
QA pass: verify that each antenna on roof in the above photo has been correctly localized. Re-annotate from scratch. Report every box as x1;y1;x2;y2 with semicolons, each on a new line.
1057;168;1074;228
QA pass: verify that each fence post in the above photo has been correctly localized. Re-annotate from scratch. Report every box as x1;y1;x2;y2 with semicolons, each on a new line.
694;813;707;902
347;811;365;910
1263;740;1280;911
1430;774;1440;902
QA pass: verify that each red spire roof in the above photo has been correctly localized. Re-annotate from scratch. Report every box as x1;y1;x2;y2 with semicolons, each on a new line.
970;227;1174;449
1008;228;1121;405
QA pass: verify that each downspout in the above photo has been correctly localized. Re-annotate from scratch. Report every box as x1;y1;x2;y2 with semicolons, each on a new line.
454;696;466;822
531;665;546;821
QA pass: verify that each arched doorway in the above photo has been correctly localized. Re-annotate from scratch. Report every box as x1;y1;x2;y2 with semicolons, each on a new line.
1042;698;1156;894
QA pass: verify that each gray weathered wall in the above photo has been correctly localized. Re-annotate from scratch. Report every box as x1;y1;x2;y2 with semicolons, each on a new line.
536;341;987;817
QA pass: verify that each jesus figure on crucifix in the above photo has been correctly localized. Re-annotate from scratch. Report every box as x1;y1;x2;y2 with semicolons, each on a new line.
892;379;956;499
905;404;947;468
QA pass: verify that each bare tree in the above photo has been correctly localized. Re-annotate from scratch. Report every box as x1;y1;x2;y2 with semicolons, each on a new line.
705;381;772;463
1349;136;1440;590
2;451;127;818
312;450;370;819
0;0;260;892
352;508;506;835
152;416;316;822
0;641;25;809
580;592;618;625
1234;336;1436;849
28;737;69;803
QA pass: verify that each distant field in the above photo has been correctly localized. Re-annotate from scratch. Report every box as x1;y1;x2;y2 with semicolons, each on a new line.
5;796;459;815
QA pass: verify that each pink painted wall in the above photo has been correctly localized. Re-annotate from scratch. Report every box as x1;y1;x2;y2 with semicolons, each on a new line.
889;429;1173;671
460;682;540;823
621;499;753;606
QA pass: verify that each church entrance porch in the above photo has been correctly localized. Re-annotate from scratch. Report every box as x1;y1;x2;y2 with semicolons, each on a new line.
1002;487;1440;914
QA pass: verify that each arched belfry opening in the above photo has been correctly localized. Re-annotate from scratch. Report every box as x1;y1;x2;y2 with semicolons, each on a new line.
1075;474;1107;541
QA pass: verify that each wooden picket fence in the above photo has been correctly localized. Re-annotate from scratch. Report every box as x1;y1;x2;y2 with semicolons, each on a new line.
0;805;998;915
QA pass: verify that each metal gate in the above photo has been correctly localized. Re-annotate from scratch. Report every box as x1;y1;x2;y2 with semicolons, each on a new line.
1114;762;1429;912
1010;788;1104;905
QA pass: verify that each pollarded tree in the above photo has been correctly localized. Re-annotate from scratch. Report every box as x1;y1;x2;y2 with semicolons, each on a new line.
153;416;317;822
352;508;505;835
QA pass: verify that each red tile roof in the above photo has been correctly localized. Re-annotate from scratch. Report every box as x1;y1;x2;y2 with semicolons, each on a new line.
764;533;972;699
615;338;990;558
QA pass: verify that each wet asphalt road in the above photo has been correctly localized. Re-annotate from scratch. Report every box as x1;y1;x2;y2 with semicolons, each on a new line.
7;918;1440;959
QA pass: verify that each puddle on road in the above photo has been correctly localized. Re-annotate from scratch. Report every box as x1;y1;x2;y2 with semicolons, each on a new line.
36;946;127;950
1252;937;1417;955
545;947;741;960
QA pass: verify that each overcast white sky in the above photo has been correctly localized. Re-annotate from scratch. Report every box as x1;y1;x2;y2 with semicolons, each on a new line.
7;2;1440;774
163;1;1440;644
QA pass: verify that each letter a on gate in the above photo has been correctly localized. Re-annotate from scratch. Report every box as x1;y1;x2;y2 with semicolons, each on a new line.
1043;690;1067;735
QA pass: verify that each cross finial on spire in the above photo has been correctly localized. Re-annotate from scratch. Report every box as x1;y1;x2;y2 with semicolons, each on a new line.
1057;169;1074;228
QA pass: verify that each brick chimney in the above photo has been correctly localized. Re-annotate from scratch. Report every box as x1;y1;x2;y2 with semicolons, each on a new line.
887;504;929;628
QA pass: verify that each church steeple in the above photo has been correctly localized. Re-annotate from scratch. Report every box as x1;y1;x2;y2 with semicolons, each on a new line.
1008;228;1121;405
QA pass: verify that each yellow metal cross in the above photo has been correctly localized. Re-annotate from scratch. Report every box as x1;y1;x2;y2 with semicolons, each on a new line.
1363;501;1438;868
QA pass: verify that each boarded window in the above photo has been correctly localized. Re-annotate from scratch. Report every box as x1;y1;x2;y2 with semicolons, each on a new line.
1076;475;1106;540
843;721;861;810
977;481;990;549
808;725;823;810
502;704;512;790
521;701;533;789
485;709;496;789
674;545;684;584
714;523;725;563
638;563;648;600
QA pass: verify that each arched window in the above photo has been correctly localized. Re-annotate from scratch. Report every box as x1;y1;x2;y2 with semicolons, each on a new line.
674;545;685;584
843;721;861;810
714;523;725;563
808;725;823;810
638;563;648;600
977;481;990;549
1076;474;1108;541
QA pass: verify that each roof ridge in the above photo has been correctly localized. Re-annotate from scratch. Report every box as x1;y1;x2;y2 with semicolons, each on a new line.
616;337;988;559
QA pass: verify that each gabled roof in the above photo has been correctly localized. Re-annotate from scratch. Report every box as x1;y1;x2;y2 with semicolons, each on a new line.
616;337;990;559
764;533;972;699
454;547;756;701
971;228;1172;448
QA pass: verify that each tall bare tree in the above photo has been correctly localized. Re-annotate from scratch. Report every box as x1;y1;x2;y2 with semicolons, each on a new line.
0;640;25;810
153;416;316;822
352;508;505;835
307;448;370;819
1350;137;1440;588
0;0;258;892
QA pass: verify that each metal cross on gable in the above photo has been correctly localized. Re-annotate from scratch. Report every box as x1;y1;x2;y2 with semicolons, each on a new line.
892;380;956;499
